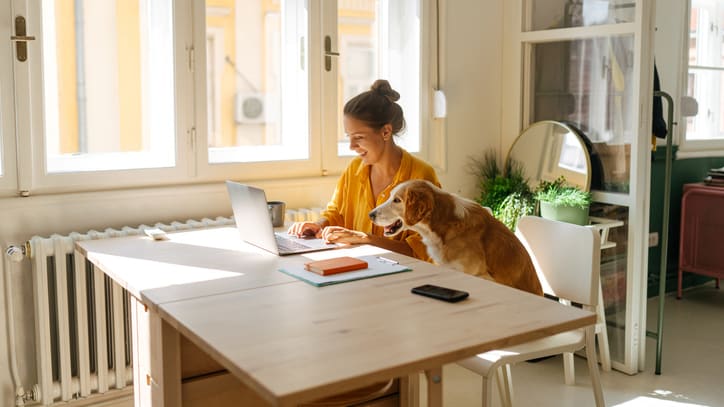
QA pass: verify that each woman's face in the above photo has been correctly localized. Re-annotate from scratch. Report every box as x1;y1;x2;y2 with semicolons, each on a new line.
344;116;392;165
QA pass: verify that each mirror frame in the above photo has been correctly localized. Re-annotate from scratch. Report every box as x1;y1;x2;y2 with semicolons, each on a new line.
505;120;592;191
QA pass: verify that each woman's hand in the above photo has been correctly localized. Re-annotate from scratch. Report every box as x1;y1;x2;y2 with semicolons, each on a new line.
287;221;322;238
320;226;370;245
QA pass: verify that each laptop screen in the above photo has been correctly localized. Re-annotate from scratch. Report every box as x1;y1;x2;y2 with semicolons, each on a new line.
226;181;340;256
226;181;281;255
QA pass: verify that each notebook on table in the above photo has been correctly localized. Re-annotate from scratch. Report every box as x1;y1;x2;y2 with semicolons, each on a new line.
279;255;412;287
225;181;338;256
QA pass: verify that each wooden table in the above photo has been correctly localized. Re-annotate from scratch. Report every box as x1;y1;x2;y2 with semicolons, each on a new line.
75;226;596;407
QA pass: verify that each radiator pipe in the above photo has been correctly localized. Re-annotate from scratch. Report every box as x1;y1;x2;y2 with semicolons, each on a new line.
4;245;41;406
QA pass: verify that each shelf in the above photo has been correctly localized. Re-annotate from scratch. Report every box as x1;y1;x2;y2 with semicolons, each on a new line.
587;216;625;250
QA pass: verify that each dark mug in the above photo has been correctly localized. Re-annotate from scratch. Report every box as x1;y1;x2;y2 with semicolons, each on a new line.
267;201;286;227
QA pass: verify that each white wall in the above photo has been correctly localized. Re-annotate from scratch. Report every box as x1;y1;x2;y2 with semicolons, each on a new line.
440;0;502;198
0;1;503;405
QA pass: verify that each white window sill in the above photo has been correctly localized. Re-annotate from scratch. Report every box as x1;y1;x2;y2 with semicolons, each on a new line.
676;149;724;159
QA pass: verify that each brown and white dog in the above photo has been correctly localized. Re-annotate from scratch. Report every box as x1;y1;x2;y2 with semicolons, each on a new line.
369;179;543;296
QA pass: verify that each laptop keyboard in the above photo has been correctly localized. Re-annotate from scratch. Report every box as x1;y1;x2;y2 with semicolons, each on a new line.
275;235;313;252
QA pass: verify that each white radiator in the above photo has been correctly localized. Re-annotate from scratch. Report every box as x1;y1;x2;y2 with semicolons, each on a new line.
8;209;323;406
23;217;238;405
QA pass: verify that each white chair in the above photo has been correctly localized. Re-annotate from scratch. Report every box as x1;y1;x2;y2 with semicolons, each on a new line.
456;216;605;407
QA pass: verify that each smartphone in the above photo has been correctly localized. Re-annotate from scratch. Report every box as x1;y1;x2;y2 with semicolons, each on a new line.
411;284;469;303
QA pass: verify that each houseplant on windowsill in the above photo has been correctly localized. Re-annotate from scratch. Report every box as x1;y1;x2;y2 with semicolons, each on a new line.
535;176;592;226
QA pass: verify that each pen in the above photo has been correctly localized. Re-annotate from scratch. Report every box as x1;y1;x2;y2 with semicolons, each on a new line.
376;256;399;265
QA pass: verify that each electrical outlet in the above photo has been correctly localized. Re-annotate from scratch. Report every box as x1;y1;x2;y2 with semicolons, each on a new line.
649;232;659;247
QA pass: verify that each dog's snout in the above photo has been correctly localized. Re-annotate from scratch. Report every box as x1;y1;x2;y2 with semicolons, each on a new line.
369;210;377;221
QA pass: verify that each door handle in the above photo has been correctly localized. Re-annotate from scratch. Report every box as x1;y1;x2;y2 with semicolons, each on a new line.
13;16;36;62
11;36;36;41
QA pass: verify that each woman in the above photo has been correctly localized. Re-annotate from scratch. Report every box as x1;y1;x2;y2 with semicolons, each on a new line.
288;79;440;260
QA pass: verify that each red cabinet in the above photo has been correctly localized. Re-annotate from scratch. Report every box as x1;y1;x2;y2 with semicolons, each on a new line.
678;183;724;298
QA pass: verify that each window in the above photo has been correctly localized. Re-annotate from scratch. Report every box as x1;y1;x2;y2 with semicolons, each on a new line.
334;1;422;156
205;0;308;164
41;0;176;173
684;0;724;152
6;0;437;195
202;0;426;169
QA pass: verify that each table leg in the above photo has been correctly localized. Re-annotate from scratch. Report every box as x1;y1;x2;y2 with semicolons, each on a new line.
161;319;182;406
424;367;443;407
400;373;420;407
131;297;182;407
131;299;143;407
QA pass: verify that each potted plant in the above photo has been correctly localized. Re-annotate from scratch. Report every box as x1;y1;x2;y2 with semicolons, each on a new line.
535;176;592;226
469;149;535;230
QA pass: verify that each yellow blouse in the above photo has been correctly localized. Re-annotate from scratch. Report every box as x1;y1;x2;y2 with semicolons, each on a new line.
321;149;440;261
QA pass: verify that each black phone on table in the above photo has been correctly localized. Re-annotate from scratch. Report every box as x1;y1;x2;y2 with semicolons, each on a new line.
411;284;469;303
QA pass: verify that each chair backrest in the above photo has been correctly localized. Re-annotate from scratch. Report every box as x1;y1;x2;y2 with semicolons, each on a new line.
515;216;601;307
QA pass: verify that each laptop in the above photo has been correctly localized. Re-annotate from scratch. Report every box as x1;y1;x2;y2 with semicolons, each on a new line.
225;181;338;256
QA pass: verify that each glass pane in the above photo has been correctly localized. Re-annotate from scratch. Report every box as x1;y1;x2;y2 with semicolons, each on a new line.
688;0;724;68
525;0;635;31
531;35;635;193
686;69;724;141
41;0;175;173
529;35;637;368
336;0;420;156
590;202;628;365
206;0;308;164
686;0;724;142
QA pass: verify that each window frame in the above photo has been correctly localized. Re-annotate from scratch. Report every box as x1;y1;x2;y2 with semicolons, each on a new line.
11;0;193;195
1;3;18;193
195;0;323;181
5;0;442;197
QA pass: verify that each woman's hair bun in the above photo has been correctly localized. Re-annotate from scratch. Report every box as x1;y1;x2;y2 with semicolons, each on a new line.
370;79;400;102
343;78;405;135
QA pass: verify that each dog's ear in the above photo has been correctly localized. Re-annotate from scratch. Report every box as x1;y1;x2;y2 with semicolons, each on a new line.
404;184;433;226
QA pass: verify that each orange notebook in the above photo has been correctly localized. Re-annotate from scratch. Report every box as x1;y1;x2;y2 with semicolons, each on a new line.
304;256;368;276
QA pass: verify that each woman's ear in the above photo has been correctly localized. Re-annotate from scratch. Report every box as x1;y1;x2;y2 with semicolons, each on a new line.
381;123;393;140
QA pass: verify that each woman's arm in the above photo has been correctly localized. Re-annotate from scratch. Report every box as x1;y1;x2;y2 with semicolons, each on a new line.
320;226;415;257
366;234;415;257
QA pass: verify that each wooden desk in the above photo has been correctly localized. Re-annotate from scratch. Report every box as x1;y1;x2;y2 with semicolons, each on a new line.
76;226;596;407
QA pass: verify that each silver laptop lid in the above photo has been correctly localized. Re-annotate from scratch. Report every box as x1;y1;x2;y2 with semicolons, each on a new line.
226;181;338;256
225;181;280;255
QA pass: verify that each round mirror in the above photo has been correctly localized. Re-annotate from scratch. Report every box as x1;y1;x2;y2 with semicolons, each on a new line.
506;120;592;191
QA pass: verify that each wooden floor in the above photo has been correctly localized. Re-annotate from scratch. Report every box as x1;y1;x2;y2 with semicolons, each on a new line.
437;281;724;407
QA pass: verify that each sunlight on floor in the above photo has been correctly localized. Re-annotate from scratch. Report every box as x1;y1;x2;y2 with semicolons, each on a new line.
613;395;710;406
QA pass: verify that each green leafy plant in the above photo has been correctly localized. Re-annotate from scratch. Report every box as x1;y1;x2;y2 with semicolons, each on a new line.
497;192;536;230
535;176;592;209
469;149;535;230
